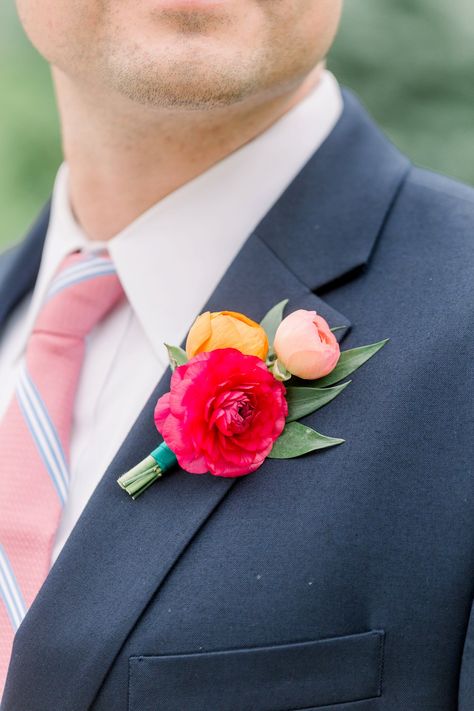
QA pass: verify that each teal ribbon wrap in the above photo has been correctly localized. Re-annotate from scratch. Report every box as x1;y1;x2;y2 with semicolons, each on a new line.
150;442;178;473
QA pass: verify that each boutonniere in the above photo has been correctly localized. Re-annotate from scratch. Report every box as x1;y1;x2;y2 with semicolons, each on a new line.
117;300;388;498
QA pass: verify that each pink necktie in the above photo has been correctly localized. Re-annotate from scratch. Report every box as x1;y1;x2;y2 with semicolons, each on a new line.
0;249;124;693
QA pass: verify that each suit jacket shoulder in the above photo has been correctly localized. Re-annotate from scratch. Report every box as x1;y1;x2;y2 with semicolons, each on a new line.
375;163;474;319
400;164;474;238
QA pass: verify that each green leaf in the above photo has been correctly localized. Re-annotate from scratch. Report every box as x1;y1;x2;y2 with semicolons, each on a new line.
285;382;350;422
165;344;188;371
268;422;344;459
330;325;347;333
308;339;389;388
260;299;289;349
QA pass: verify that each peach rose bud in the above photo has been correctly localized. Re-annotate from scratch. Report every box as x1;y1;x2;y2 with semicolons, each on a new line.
186;310;269;361
273;310;340;379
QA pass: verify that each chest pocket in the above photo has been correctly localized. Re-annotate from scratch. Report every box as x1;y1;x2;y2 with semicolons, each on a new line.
128;628;385;711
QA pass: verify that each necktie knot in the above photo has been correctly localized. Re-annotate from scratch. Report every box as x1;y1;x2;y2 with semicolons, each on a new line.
33;250;124;339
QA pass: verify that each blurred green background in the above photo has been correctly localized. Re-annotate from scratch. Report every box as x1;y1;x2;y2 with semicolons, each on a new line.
1;0;473;248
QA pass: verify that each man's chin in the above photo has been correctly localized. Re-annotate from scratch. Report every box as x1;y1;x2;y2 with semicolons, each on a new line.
104;41;262;110
110;65;255;110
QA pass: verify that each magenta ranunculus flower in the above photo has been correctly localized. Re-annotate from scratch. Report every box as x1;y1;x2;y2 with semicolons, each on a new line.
154;348;288;477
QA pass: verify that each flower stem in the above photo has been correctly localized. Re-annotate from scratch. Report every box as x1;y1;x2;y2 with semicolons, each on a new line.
117;443;178;499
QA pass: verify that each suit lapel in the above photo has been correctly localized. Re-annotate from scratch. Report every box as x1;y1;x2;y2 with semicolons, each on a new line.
0;200;50;330
1;91;410;711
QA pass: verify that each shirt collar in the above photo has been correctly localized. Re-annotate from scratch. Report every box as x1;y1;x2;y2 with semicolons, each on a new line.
15;70;342;364
11;169;109;363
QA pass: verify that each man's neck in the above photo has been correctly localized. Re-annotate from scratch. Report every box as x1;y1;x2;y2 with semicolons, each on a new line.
52;63;325;241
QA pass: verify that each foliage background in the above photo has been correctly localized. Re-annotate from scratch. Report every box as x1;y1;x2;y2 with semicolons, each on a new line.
1;0;473;248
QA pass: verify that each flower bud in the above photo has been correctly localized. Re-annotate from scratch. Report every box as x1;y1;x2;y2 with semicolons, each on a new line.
273;310;340;379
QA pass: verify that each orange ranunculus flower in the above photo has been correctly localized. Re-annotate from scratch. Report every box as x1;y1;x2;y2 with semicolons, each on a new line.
186;311;269;361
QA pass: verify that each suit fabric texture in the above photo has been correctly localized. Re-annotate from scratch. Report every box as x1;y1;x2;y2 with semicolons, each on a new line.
0;90;473;711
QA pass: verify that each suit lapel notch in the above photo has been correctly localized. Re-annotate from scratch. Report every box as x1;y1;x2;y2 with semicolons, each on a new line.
254;90;411;294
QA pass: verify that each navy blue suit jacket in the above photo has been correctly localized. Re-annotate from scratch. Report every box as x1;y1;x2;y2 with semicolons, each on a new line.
1;91;473;711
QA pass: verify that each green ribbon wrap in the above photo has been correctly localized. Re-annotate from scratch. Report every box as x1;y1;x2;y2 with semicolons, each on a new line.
117;442;178;499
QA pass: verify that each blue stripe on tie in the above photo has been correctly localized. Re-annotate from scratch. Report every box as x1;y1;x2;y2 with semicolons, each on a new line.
46;256;113;285
21;368;69;498
49;255;113;291
0;545;26;631
17;365;69;503
16;365;68;505
47;265;116;301
47;256;115;290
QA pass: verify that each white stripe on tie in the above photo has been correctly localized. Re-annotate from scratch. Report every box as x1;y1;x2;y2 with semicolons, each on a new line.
0;546;26;631
16;364;69;504
47;260;116;300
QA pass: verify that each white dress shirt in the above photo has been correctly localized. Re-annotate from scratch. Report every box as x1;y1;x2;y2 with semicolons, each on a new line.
0;70;342;566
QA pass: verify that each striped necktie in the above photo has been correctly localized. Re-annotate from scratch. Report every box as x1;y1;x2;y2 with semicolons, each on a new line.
0;249;124;694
